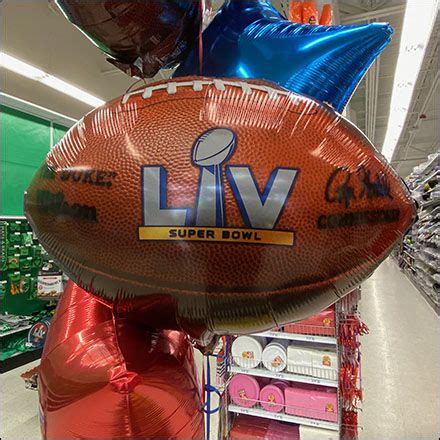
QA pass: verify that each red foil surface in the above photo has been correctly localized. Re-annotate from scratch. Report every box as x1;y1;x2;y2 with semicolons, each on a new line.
39;281;204;439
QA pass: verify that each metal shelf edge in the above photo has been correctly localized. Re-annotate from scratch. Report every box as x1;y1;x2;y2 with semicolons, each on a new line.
0;325;32;338
252;331;337;345
229;365;338;388
228;404;339;431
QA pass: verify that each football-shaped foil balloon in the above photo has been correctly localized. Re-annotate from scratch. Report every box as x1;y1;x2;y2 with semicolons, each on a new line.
52;0;205;78
25;77;415;347
39;281;204;439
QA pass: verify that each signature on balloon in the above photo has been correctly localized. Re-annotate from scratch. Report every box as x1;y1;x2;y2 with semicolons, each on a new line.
325;166;393;209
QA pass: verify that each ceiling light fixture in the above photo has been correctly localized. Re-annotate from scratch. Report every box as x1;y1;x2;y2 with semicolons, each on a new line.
0;52;105;108
381;0;439;162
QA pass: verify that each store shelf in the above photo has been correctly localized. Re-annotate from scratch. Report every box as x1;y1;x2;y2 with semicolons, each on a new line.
401;257;415;268
252;330;336;345
416;257;439;273
403;269;440;317
421;199;440;209
418;268;439;284
0;347;43;374
228;404;339;431
417;169;440;189
0;215;27;220
0;325;31;338
229;365;338;388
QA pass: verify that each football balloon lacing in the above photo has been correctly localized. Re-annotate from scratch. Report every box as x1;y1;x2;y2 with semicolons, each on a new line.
121;79;302;105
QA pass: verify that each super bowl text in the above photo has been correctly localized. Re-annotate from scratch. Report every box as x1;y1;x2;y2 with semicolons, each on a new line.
138;128;297;245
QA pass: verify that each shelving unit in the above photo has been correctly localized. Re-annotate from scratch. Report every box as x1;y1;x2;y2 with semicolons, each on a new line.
220;290;366;439
223;326;341;436
396;152;440;315
0;216;63;370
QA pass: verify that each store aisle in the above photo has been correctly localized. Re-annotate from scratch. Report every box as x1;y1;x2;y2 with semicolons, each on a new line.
359;258;440;440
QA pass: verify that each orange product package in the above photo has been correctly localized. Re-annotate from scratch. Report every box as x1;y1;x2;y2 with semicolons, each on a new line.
303;1;319;25
288;1;303;23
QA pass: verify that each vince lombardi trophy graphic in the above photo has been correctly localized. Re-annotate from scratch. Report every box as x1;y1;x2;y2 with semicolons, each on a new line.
192;128;237;227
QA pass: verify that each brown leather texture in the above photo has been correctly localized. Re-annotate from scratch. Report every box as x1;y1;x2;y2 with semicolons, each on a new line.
25;77;415;343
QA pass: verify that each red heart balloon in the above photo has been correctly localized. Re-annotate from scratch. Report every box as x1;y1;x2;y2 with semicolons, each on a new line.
39;281;204;439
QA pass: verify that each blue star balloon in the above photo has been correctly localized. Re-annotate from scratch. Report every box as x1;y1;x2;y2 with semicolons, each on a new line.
174;0;393;112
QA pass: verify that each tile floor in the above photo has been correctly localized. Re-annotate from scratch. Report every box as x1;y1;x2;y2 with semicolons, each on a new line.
1;258;439;440
358;258;440;440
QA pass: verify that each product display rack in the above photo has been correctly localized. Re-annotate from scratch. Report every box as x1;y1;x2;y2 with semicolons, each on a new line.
396;153;440;315
220;289;365;439
0;215;63;372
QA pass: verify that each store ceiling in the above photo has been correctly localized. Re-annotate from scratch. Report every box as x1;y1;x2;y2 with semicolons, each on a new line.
1;0;438;177
337;0;440;178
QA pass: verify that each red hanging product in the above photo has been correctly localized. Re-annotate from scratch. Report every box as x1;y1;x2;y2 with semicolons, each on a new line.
320;4;333;25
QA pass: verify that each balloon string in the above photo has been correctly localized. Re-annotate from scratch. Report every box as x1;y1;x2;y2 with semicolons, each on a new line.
199;0;204;75
205;355;211;440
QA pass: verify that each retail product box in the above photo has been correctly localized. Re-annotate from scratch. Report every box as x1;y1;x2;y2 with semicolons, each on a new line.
287;345;337;380
285;385;337;422
284;307;335;336
37;273;63;298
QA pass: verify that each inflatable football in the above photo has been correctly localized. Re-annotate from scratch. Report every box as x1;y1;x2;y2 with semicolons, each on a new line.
25;77;415;345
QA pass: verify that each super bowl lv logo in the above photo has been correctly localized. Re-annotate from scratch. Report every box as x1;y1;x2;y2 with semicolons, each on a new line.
138;128;298;246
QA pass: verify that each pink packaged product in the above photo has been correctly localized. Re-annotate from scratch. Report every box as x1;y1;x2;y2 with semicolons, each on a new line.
260;384;284;413
284;306;335;336
285;384;338;422
230;415;299;440
229;374;260;408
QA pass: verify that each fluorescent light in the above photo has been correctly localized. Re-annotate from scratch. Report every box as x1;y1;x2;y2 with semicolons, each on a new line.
382;0;439;162
0;52;105;108
0;92;77;127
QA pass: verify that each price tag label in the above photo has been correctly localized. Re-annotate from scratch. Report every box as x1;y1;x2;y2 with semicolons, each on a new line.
274;373;284;379
273;414;283;420
305;335;315;341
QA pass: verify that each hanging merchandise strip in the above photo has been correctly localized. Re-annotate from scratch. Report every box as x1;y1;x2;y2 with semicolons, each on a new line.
203;337;229;440
338;302;369;439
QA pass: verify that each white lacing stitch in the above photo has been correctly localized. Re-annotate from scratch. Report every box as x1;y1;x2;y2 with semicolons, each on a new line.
192;80;204;91
239;81;252;95
167;82;177;94
121;79;301;105
213;79;225;91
